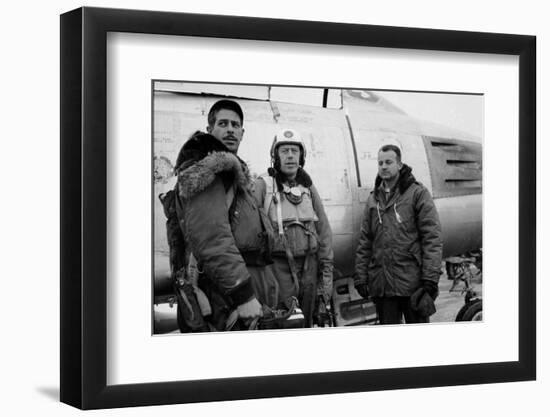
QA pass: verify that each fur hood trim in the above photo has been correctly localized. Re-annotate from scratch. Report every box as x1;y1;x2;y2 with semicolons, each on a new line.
374;163;417;195
178;151;250;200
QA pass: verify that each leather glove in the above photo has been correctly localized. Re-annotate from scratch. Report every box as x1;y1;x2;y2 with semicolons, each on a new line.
353;274;369;299
410;286;436;317
355;283;369;299
421;280;439;300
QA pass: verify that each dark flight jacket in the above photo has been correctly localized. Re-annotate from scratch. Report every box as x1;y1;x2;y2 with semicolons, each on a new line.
355;165;442;297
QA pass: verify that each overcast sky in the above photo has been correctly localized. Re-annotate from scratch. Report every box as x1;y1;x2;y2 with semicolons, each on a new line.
376;90;483;139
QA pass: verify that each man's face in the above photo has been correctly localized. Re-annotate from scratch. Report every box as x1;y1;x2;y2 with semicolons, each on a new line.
378;150;402;182
207;109;244;153
278;144;301;178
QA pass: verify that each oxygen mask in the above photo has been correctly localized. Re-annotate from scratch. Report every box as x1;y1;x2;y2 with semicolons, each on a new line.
282;182;304;205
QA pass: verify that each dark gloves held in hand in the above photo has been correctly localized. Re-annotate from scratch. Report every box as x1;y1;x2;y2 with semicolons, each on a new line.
410;280;438;317
422;279;439;300
355;282;370;299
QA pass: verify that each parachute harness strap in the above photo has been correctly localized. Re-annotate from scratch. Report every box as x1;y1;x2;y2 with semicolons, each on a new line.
277;192;285;237
274;191;300;294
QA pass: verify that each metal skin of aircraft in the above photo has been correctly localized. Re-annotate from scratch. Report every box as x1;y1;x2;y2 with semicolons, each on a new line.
152;84;482;330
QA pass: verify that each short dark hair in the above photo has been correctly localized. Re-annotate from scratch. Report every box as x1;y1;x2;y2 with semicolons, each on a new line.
379;144;402;162
207;99;244;127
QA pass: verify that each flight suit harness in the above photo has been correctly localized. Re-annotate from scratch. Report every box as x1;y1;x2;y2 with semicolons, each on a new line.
264;181;320;256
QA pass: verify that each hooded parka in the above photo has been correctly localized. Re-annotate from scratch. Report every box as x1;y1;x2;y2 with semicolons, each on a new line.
174;133;278;322
355;164;442;298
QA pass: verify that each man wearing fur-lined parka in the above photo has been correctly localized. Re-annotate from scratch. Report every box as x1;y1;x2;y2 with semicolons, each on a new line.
354;144;442;324
173;100;278;330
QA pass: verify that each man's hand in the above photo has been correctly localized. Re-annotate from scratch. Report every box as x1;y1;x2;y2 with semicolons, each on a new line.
353;273;369;299
237;297;263;319
355;282;370;299
421;280;439;300
319;271;334;304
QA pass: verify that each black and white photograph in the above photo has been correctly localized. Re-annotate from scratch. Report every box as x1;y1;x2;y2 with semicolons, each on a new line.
53;3;539;412
2;0;548;413
152;81;483;334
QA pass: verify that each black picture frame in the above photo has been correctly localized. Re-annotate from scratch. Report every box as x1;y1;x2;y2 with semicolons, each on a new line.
60;6;536;410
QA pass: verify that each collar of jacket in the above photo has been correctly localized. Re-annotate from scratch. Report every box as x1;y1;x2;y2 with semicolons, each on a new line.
373;163;417;199
175;132;251;200
267;166;313;192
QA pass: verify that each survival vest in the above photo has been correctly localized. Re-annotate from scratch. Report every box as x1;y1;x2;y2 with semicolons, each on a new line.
260;175;319;257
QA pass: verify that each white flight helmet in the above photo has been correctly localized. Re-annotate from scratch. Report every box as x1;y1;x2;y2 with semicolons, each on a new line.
270;128;306;167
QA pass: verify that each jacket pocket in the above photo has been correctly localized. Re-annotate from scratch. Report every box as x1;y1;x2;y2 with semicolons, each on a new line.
230;196;264;252
284;223;319;256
